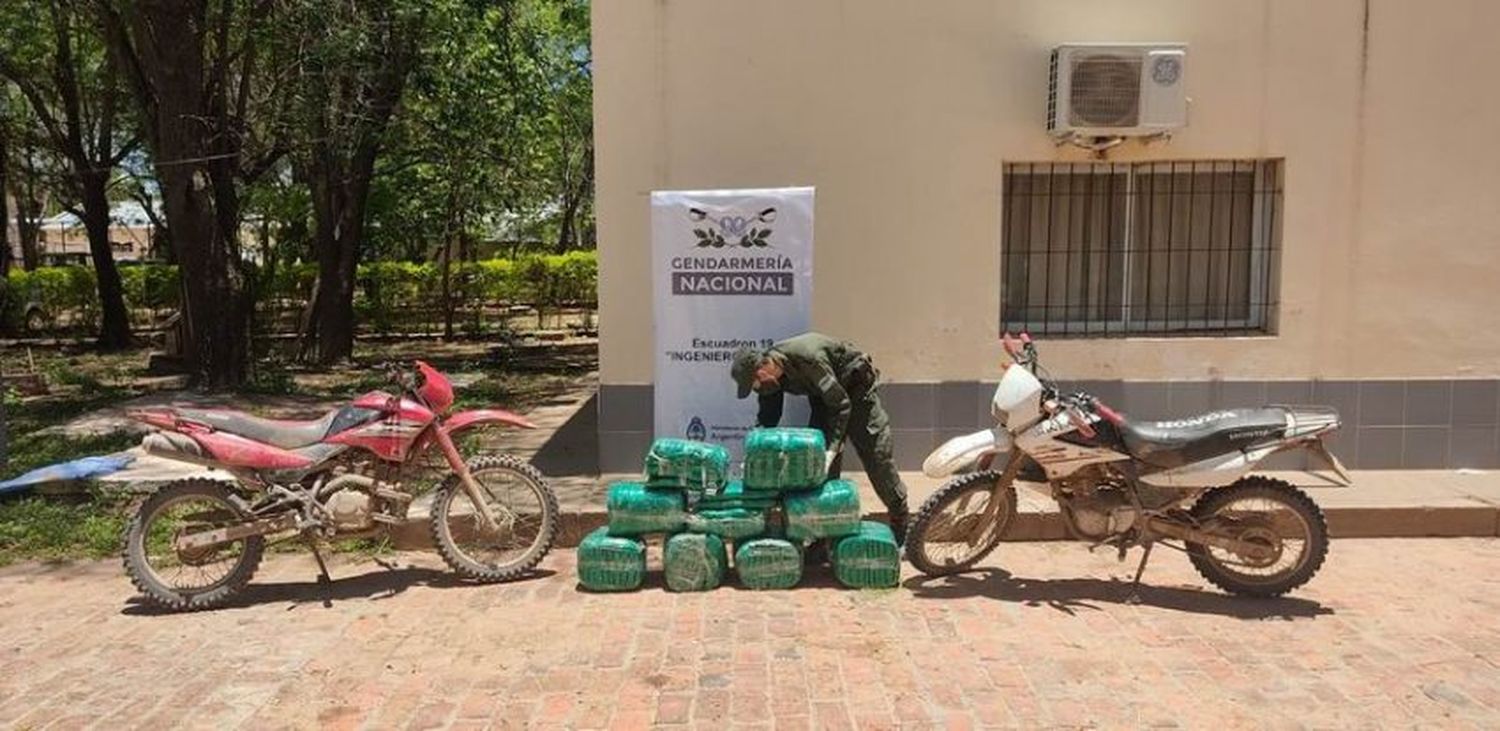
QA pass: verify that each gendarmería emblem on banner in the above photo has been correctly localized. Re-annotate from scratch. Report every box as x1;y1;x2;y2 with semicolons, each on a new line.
670;204;795;296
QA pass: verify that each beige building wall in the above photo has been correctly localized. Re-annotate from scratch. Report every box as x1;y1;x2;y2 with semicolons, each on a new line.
592;0;1500;471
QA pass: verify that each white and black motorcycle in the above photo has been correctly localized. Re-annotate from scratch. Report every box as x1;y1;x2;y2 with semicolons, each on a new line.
905;333;1351;597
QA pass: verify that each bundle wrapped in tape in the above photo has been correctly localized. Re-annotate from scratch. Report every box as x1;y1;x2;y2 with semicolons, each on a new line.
783;478;862;542
830;521;901;589
743;428;826;491
663;532;728;592
606;481;686;536
577;528;646;592
644;438;729;491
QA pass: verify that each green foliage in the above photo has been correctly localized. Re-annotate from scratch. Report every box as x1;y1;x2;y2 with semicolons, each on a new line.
3;0;595;351
0;490;131;566
365;0;594;260
242;359;298;396
9;252;596;334
120;265;181;311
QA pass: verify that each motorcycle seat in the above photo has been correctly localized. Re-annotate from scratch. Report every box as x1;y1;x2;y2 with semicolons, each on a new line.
1119;408;1290;469
168;407;350;450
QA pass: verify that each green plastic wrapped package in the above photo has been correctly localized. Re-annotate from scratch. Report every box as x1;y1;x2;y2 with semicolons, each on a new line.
644;439;730;491
734;537;803;590
696;481;780;511
783;479;862;541
663;532;728;592
606;481;686;536
577;528;646;592
831;521;901;589
685;508;767;540
743;428;827;491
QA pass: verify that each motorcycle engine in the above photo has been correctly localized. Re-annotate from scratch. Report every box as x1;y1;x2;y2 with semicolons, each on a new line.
325;489;375;531
1057;465;1138;540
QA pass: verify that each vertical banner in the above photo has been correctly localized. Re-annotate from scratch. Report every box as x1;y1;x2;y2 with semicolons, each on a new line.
652;187;814;460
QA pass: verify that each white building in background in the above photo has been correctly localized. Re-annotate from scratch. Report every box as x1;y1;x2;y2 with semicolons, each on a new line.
592;0;1500;472
6;201;159;267
34;201;160;265
7;201;273;267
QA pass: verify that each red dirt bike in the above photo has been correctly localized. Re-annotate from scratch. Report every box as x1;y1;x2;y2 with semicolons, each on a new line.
123;361;559;611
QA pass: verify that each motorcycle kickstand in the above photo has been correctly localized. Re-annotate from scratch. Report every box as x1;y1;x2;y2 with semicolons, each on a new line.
1124;542;1155;605
308;539;335;608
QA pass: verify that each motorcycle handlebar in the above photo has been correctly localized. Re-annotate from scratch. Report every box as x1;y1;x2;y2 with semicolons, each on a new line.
380;362;415;393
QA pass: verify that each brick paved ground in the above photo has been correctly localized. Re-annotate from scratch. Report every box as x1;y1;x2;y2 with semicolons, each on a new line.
2;538;1499;730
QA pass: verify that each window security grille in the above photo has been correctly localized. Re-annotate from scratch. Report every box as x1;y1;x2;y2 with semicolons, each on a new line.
1001;160;1282;336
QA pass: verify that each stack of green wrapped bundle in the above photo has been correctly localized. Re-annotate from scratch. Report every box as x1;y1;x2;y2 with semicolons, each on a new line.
577;430;901;593
578;439;729;593
727;429;877;590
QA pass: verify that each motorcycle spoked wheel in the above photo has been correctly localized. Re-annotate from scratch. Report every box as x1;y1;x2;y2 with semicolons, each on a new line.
1186;476;1329;598
904;470;1017;576
430;455;559;582
123;479;265;612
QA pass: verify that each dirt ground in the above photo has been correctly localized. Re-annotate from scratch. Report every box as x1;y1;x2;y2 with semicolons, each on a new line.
2;538;1498;729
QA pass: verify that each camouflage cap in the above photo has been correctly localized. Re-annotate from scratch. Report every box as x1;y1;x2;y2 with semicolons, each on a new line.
731;346;765;399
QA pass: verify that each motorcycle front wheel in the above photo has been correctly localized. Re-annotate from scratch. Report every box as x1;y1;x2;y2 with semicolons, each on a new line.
905;470;1016;576
430;455;558;582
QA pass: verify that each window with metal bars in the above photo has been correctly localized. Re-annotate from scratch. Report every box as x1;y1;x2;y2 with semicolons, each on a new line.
1001;160;1282;336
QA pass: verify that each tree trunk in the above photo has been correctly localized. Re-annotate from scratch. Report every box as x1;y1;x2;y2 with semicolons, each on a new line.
1;126;9;277
441;231;455;340
297;9;415;364
0;382;7;471
154;162;251;387
555;142;593;252
16;154;44;270
102;0;251;387
79;170;132;348
306;181;363;364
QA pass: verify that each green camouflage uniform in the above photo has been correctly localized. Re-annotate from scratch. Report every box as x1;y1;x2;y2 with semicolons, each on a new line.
734;333;908;517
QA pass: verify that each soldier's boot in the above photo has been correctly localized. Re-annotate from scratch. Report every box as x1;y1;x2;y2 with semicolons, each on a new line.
888;506;909;547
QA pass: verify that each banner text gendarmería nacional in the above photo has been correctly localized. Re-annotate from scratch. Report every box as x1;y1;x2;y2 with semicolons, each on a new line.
651;187;814;460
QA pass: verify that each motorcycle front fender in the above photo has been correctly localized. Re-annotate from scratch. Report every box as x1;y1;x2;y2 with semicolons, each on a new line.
922;427;1012;479
441;409;538;438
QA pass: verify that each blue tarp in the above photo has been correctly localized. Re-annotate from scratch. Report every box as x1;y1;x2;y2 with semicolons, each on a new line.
0;454;136;495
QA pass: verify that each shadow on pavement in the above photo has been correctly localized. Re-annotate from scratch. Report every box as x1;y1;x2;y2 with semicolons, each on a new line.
902;568;1334;620
529;393;599;477
121;564;557;616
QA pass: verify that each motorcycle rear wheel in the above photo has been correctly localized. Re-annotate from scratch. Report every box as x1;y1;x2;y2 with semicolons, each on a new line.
431;455;558;582
1187;476;1329;597
123;479;264;611
905;470;1016;576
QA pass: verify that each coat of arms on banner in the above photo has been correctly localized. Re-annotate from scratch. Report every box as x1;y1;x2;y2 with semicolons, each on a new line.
689;206;777;248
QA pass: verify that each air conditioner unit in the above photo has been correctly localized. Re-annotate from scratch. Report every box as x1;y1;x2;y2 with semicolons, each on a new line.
1047;44;1187;138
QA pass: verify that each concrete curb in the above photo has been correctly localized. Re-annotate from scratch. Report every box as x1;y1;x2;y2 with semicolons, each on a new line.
388;504;1500;550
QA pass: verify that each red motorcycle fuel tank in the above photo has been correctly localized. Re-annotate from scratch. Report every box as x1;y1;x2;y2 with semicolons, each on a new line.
329;391;437;461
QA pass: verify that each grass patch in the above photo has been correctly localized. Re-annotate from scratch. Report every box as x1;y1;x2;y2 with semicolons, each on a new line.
0;486;132;567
